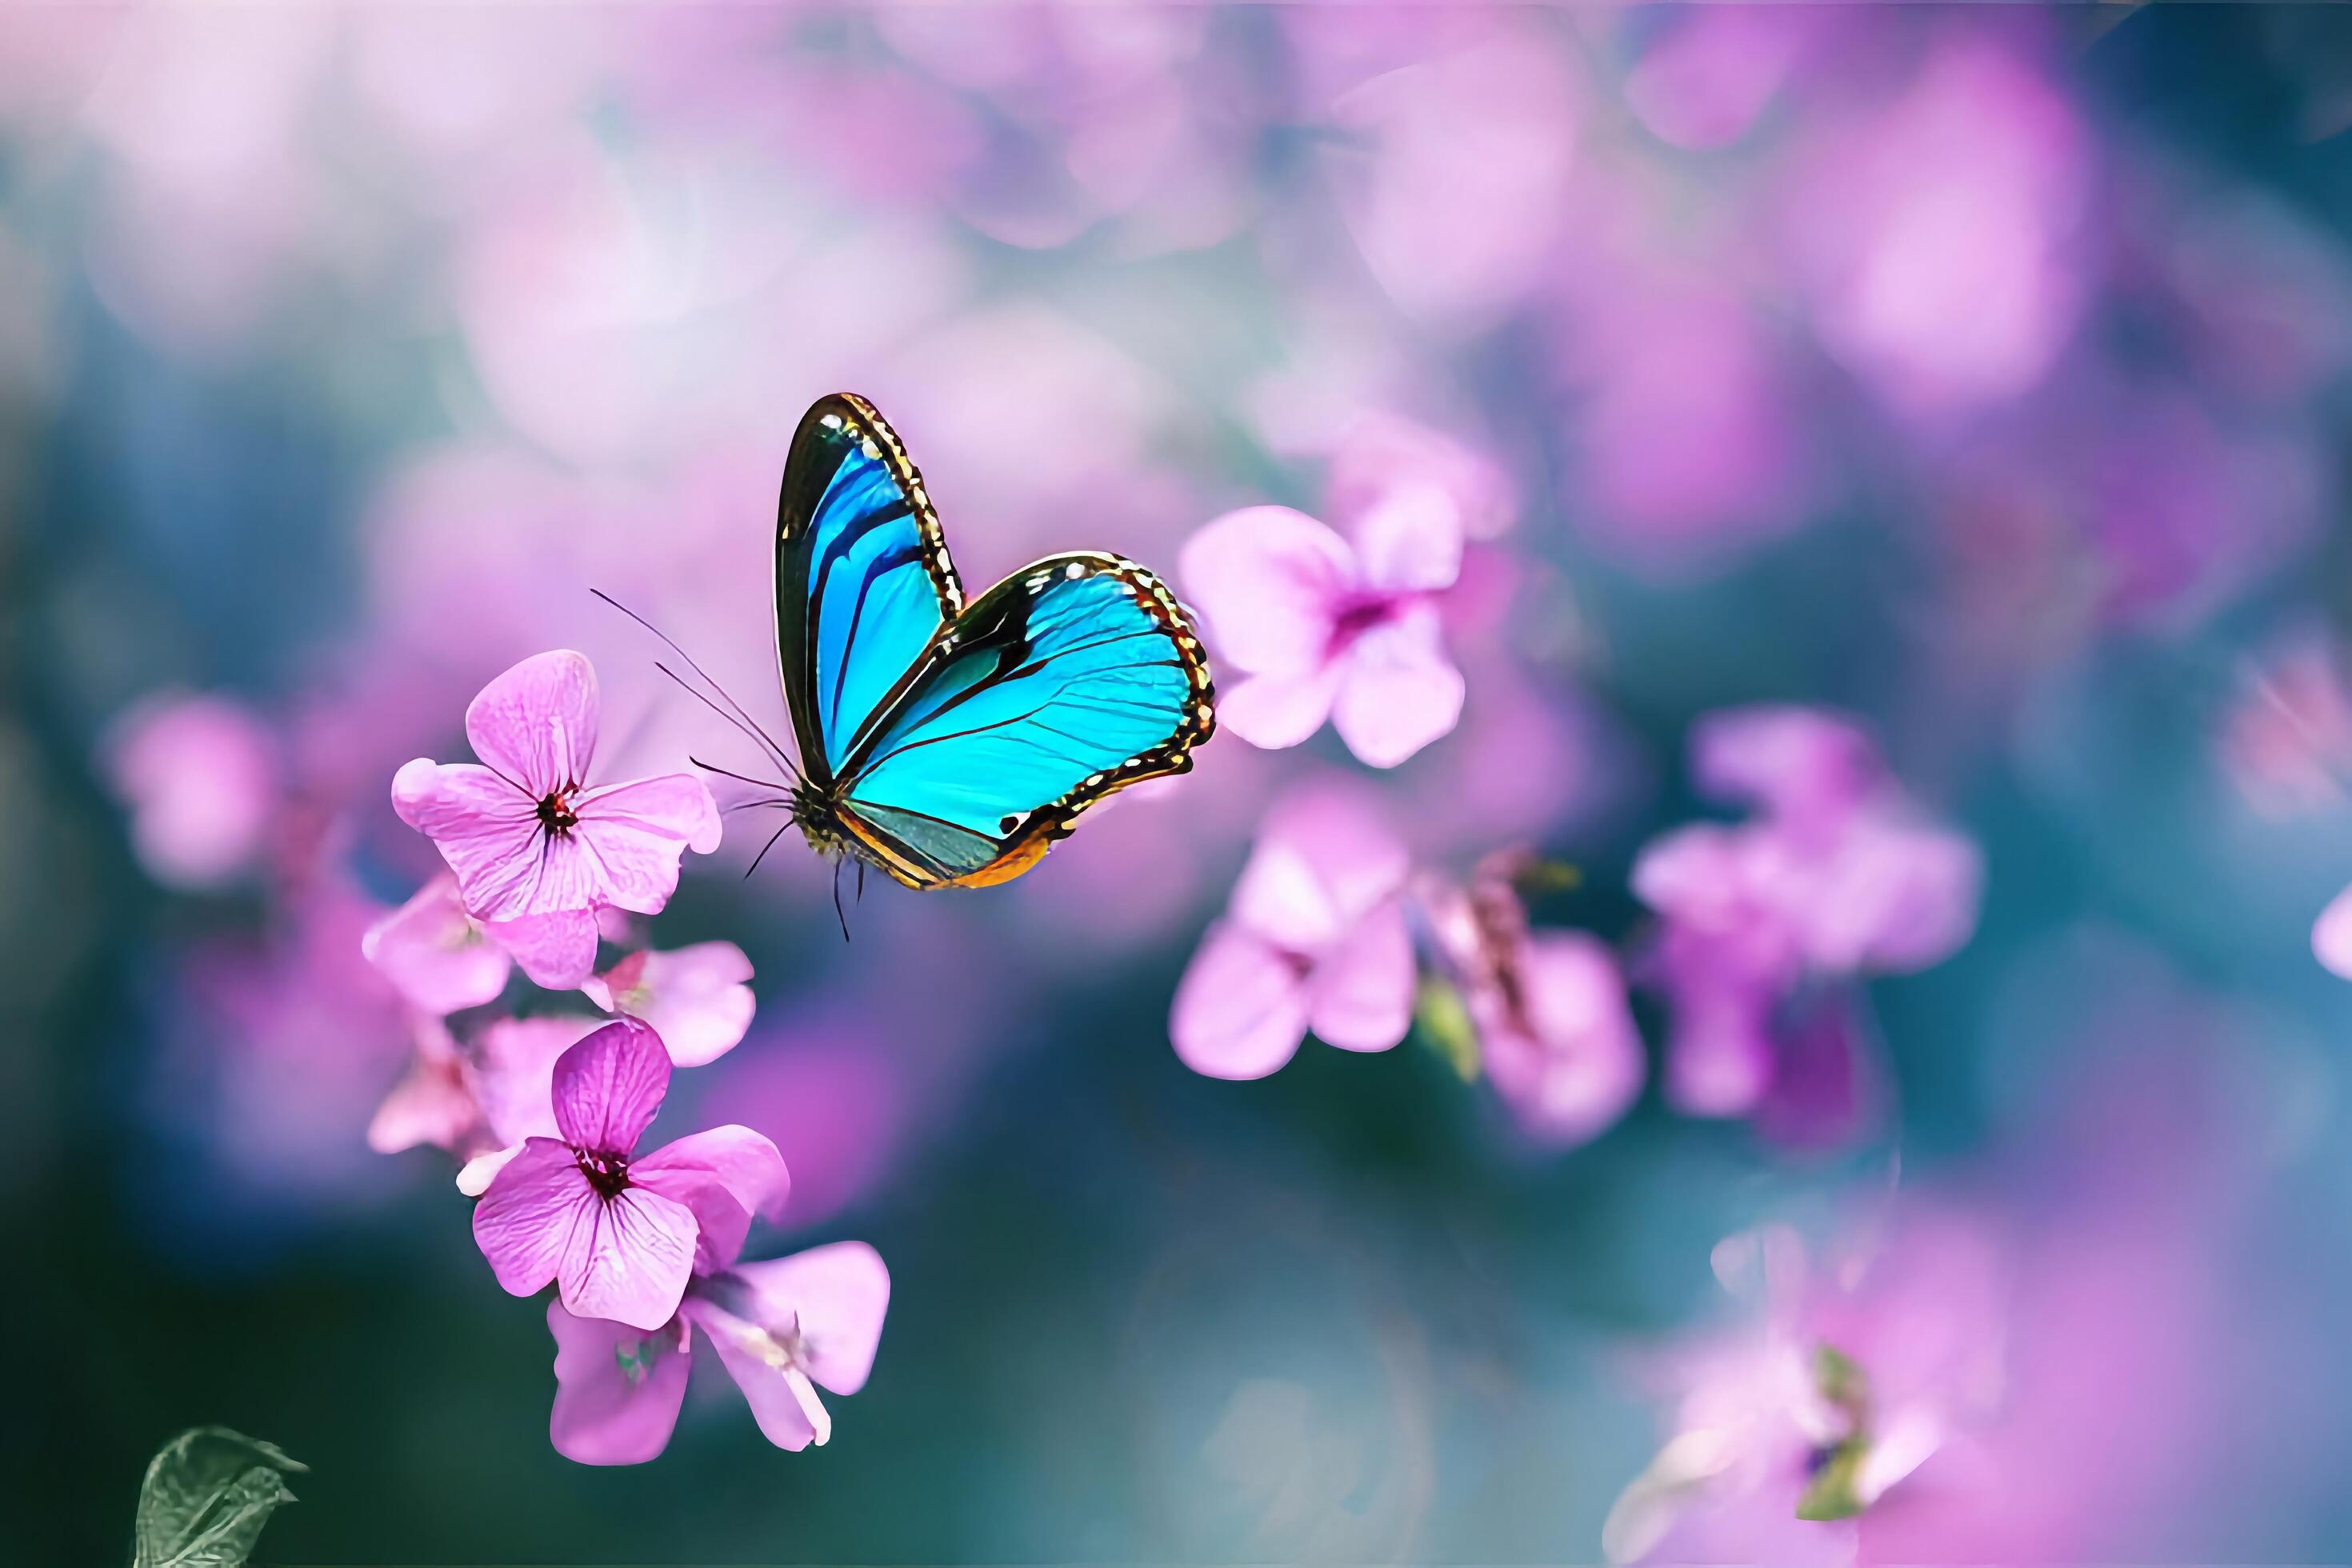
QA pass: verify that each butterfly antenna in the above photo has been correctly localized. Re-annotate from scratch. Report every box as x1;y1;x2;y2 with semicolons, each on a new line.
856;859;866;905
591;589;803;783
832;858;852;943
656;662;803;786
744;821;793;880
723;795;795;814
692;755;791;793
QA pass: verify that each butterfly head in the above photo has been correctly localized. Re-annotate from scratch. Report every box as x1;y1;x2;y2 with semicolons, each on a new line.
789;782;854;862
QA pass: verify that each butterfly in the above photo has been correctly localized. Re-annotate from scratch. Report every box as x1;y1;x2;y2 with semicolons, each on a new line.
667;393;1215;902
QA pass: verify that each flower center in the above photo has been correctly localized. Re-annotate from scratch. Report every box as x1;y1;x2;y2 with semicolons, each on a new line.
537;790;580;834
1328;592;1402;654
574;1146;630;1198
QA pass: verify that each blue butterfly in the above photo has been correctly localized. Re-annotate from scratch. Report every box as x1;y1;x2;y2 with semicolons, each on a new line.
745;392;1216;891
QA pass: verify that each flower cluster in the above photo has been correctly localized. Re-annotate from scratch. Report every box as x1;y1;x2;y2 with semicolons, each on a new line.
1167;704;1978;1155
1630;707;1982;1136
370;652;887;1465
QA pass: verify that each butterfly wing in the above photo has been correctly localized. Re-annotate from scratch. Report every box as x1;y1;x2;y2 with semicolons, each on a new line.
774;394;962;784
830;554;1216;889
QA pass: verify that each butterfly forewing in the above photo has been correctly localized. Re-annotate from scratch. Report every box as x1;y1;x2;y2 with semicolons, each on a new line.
774;394;962;784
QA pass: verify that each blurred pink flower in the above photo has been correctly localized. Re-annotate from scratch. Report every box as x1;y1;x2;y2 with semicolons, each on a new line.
1622;10;1810;151
1170;779;1414;1079
2220;627;2352;820
361;874;513;1016
1605;1213;2007;1564
581;941;755;1068
366;1016;479;1157
392;650;722;989
1424;855;1644;1147
102;690;279;890
1321;411;1517;543
546;1239;889;1465
1633;707;1980;1122
1323;31;1581;329
1181;502;1464;767
472;1018;789;1330
1786;40;2090;418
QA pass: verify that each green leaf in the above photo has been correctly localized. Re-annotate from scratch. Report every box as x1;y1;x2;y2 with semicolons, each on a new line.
1794;1436;1869;1522
131;1426;307;1568
1415;977;1482;1081
1813;1343;1869;1417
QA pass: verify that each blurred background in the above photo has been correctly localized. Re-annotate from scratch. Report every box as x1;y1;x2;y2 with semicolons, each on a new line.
14;4;2352;1562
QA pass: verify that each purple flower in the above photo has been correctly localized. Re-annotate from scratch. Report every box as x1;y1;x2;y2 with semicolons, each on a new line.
545;1241;890;1465
1180;500;1465;768
1631;706;1981;1124
1170;779;1415;1079
392;650;722;989
580;941;755;1068
361;874;513;1016
472;1018;788;1331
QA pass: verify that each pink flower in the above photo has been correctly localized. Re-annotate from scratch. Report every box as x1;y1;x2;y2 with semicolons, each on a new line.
581;941;755;1067
1631;707;1981;1125
361;874;513;1015
1604;1213;2006;1564
102;690;279;890
1426;856;1644;1147
391;650;722;989
471;1018;789;1331
546;1241;890;1465
1170;780;1415;1079
1180;500;1465;768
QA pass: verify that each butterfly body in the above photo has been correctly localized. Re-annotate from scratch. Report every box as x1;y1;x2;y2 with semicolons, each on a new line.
771;394;1215;890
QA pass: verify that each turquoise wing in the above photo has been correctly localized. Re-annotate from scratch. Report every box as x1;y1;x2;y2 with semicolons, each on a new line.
832;554;1216;888
774;394;962;783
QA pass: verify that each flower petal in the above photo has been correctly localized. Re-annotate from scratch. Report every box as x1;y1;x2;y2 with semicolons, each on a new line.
1330;607;1464;768
1230;777;1412;948
546;1302;690;1466
2317;882;2352;979
390;760;550;918
362;874;513;1014
567;774;725;914
367;1030;478;1155
1305;898;1415;1053
558;1186;700;1332
633;1125;792;1224
466;649;599;798
456;1142;524;1198
1178;506;1354;677
684;1298;831;1451
1350;482;1463;594
483;908;603;990
727;1240;891;1396
1477;932;1646;1146
472;1137;594;1299
470;1014;604;1146
1170;922;1310;1081
586;942;757;1067
1661;966;1777;1118
550;1019;671;1154
1218;667;1342;753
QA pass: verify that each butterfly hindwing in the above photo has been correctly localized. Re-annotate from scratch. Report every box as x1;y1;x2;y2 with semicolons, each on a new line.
774;394;962;782
834;554;1215;888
